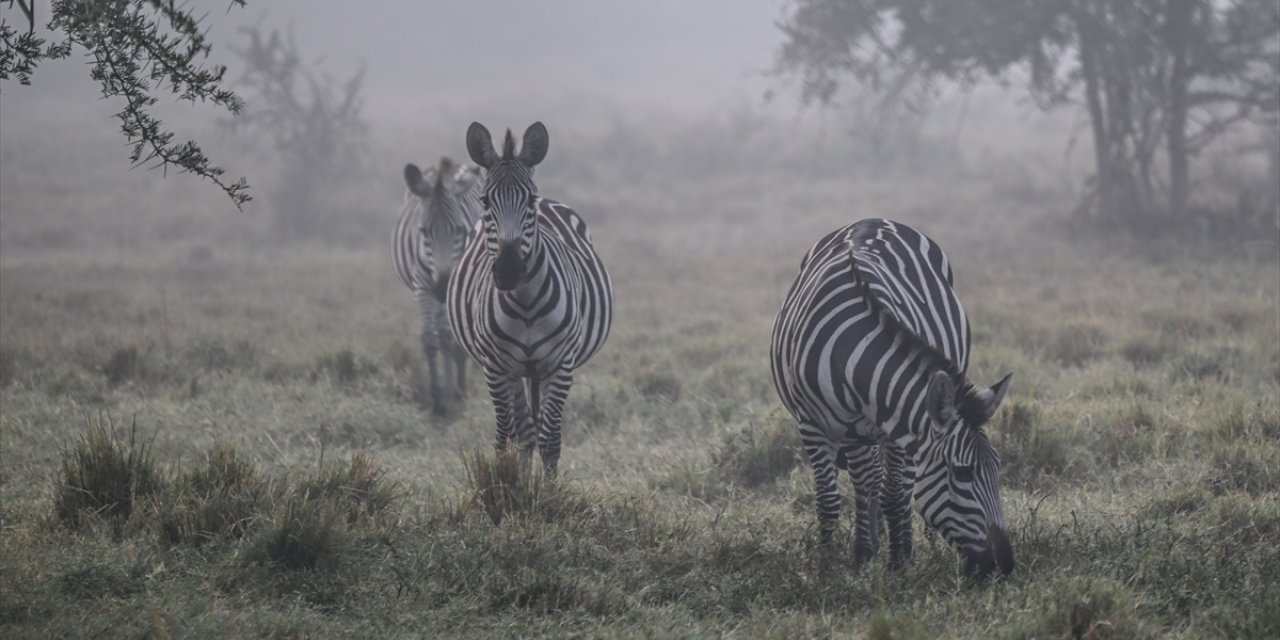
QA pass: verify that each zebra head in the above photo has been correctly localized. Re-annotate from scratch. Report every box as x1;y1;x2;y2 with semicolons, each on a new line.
465;121;548;291
403;157;483;301
918;369;1016;580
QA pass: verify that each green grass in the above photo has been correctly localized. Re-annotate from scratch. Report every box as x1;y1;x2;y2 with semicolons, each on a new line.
1;160;1278;638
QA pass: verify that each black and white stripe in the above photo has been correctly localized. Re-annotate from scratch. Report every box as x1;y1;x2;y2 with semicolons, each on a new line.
770;218;1015;578
448;122;613;477
392;157;483;415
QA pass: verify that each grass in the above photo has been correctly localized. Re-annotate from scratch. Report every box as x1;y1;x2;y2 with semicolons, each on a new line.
1;150;1277;637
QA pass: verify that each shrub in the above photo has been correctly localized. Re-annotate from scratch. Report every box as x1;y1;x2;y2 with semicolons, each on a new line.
54;414;162;530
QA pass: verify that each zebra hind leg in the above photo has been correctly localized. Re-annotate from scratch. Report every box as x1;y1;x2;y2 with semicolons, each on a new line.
882;441;915;570
801;429;842;549
844;443;884;571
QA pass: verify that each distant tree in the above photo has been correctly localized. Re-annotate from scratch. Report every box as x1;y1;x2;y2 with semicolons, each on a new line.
775;0;1280;227
225;26;367;239
1;0;251;209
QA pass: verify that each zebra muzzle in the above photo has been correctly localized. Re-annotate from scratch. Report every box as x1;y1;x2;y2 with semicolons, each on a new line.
493;243;525;291
963;526;1015;581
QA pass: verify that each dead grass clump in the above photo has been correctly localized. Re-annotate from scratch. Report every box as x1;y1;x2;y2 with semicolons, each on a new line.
54;414;162;530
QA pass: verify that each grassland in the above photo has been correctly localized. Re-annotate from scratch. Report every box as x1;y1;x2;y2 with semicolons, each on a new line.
1;120;1278;638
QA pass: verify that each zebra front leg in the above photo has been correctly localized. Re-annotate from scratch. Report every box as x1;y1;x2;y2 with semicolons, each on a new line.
484;367;535;458
882;441;915;570
802;431;842;548
534;366;574;480
416;290;445;416
845;443;884;571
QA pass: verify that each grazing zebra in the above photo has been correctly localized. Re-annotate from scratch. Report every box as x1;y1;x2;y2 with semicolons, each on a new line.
770;218;1016;579
392;157;483;415
448;122;613;477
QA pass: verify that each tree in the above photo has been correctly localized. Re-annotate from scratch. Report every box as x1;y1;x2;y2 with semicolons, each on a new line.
1;0;250;209
774;0;1280;227
224;26;367;239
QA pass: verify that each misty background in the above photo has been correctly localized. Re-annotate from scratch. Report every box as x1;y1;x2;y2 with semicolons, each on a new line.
0;0;1096;252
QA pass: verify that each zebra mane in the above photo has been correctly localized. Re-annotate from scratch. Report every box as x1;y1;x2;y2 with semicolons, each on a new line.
855;275;991;431
501;129;517;160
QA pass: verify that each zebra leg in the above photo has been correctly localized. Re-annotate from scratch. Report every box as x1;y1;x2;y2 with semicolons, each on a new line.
484;367;535;457
882;441;916;569
438;305;467;402
534;366;574;480
844;443;884;571
415;289;445;415
802;428;842;548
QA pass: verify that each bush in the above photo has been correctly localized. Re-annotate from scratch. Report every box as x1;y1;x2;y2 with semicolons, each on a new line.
54;414;162;530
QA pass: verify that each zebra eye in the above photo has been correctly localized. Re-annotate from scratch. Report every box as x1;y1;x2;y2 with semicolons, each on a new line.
527;194;538;209
479;195;491;209
952;464;975;481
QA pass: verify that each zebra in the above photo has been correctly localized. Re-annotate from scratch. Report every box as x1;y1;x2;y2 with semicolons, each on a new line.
391;156;483;415
447;122;613;478
770;218;1016;579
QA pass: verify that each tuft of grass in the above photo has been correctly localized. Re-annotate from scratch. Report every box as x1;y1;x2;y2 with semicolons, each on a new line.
866;607;930;640
158;444;270;546
297;451;402;525
713;417;801;490
248;496;351;571
1008;576;1152;640
636;369;682;402
314;348;376;386
102;346;143;386
1045;322;1107;367
461;447;546;525
53;414;162;530
992;400;1074;489
1118;334;1174;367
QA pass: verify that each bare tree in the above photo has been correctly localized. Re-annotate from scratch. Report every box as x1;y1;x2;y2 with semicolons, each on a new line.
226;26;366;239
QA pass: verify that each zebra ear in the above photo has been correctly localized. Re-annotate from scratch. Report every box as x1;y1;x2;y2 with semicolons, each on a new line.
926;371;958;433
976;371;1014;423
404;163;431;197
519;121;548;167
452;165;483;195
466;122;498;169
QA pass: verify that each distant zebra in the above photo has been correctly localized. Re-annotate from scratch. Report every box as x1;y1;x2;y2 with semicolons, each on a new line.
448;122;613;477
770;218;1016;579
392;157;483;415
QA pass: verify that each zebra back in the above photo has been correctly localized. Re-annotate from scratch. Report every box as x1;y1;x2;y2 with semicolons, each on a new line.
847;219;971;375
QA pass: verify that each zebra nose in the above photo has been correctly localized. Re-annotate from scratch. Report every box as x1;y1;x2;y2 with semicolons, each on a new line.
432;269;451;301
990;526;1015;576
493;243;525;291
